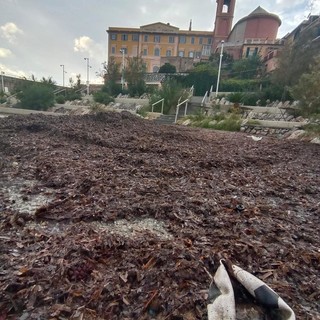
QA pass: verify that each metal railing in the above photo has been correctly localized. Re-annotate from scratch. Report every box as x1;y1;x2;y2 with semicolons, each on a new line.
152;98;164;114
189;85;194;96
53;88;66;95
175;98;189;123
174;85;195;123
201;91;208;107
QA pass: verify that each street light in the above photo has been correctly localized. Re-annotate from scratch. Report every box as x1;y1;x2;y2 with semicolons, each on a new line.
0;70;4;93
215;40;224;97
119;49;125;91
84;57;91;95
60;64;67;87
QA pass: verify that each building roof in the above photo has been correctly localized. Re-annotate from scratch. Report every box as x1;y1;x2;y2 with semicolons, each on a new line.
249;6;270;16
107;22;213;36
237;6;281;26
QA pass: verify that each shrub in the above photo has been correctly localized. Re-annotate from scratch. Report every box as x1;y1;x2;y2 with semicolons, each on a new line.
0;95;6;104
227;92;244;103
93;91;114;105
185;112;241;132
241;93;260;106
55;95;65;104
220;79;260;92
136;105;150;118
303;123;320;134
65;90;82;101
17;83;55;110
213;115;241;131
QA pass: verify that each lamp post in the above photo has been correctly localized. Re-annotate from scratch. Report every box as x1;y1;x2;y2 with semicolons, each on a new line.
1;70;4;93
84;57;91;95
119;49;125;91
60;64;66;87
215;40;224;97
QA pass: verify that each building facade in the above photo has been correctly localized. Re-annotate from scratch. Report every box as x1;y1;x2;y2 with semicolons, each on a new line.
107;22;213;73
106;1;289;75
221;6;282;59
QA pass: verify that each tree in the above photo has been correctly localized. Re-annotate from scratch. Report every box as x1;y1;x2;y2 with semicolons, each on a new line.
230;55;262;79
125;56;146;97
40;76;56;88
150;79;188;114
272;25;320;92
103;57;122;96
178;63;218;96
209;52;234;68
159;63;176;73
290;56;320;116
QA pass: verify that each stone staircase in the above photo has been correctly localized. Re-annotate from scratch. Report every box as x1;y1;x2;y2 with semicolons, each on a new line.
153;114;176;125
152;95;205;125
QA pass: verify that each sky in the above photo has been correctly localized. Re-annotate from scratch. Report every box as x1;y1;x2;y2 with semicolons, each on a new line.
0;0;319;86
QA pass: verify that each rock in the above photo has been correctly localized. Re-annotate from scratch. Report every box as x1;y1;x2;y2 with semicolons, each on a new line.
286;130;305;140
296;116;305;122
182;119;192;126
310;137;320;144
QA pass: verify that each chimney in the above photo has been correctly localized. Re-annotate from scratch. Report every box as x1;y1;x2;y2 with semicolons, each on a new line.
189;19;192;31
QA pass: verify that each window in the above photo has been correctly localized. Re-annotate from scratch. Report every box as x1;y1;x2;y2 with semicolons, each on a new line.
120;48;127;54
179;36;186;44
195;52;201;59
191;37;195;44
110;34;117;40
166;50;172;56
178;50;184;57
222;4;229;13
199;37;203;44
207;38;212;45
154;35;161;43
188;51;194;58
111;46;116;54
144;34;149;42
132;34;139;41
121;34;128;41
202;45;211;56
154;48;160;56
153;66;160;73
254;47;258;56
143;48;148;56
246;47;251;57
169;35;175;43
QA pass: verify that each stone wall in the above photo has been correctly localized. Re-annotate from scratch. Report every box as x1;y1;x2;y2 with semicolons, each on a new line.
240;125;292;137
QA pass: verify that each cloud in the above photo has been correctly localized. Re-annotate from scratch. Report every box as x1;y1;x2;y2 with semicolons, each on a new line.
0;22;23;44
74;36;93;53
0;48;13;58
0;63;27;78
73;36;105;63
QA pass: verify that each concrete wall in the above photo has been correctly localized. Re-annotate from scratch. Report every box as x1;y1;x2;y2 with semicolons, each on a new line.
114;97;149;106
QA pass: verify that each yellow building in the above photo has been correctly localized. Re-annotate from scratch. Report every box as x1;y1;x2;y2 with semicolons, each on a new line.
107;22;213;73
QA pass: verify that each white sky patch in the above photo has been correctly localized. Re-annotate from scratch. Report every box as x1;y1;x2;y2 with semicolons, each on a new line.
140;6;147;14
310;0;320;14
0;48;13;58
0;22;23;44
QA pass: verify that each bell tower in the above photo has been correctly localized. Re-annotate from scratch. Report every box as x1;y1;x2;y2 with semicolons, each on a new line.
213;0;236;49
